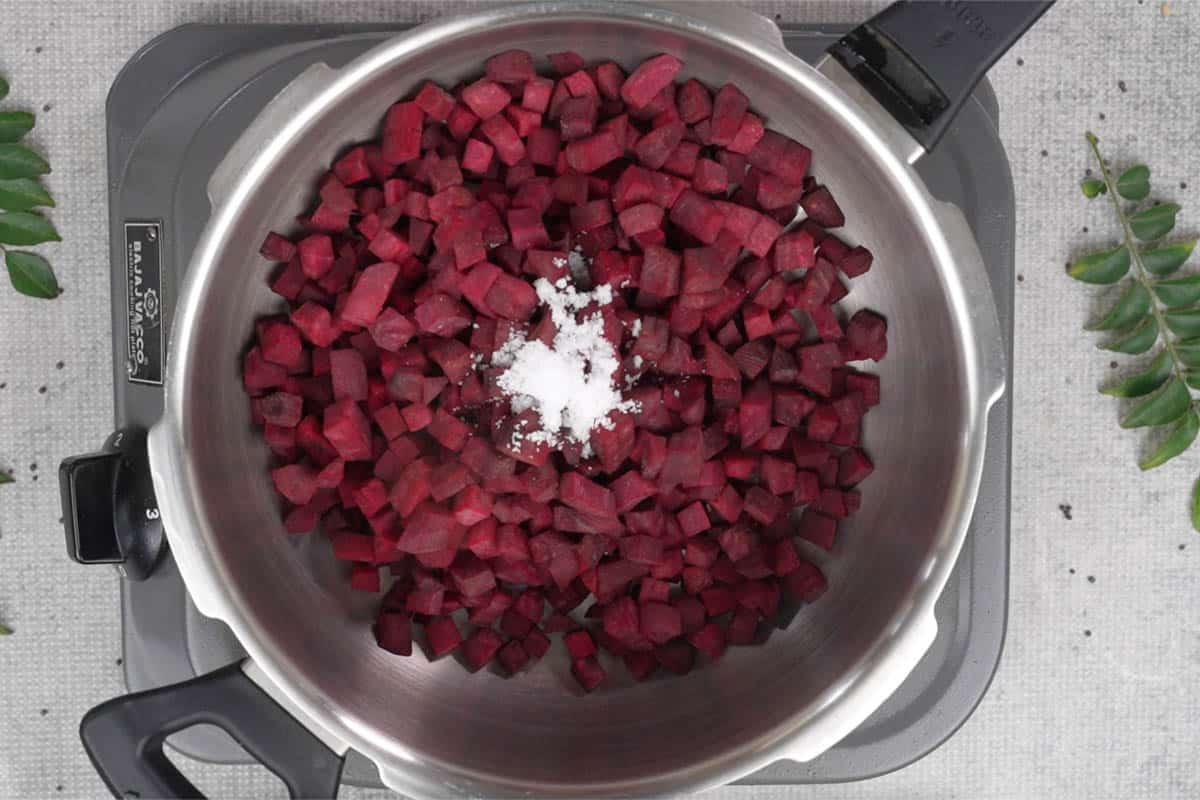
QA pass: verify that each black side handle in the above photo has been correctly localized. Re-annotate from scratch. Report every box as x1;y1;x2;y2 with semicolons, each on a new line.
59;428;165;580
829;1;1053;150
81;663;346;799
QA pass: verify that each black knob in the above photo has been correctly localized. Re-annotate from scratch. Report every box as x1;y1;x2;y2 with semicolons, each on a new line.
59;428;164;581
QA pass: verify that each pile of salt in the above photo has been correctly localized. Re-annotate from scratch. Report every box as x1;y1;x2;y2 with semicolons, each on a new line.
492;277;638;451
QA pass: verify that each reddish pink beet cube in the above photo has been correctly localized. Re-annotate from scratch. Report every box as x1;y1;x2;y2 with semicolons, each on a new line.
572;655;607;692
425;616;463;658
462;627;504;671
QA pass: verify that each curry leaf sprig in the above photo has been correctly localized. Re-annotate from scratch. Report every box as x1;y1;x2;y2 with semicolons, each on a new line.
1073;132;1200;530
0;74;60;299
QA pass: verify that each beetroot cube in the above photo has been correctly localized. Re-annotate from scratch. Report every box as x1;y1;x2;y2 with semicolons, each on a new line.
655;640;695;675
467;591;513;626
639;577;672;605
500;608;535;639
677;78;712;123
838;447;874;487
260;323;302;370
323;398;372;461
688;622;727;661
423;616;462;659
807;404;840;442
271;463;317;506
374;612;413;656
801;185;845;228
745;214;783;258
669;190;724;244
572;656;607;692
429;409;471;451
727;113;765;154
506;208;550;251
618;203;664;237
639;602;682;645
785;560;828;602
693;158;728;194
369;308;416;353
412;82;454;123
603;596;640;641
840;245;874;278
612;470;657;512
742;304;774;341
739;377;772;447
415;293;472;336
621;53;682;108
480;115;526;166
330;349;368;401
496;640;529;675
466;518;499;559
259;231;297;262
462;627;504;671
845;372;881;407
564;131;623;174
798;511;838;550
570;199;613;232
640;245;681;297
635;121;685;170
382;102;423;164
727;606;759;645
774;230;816;272
485;273;538;319
709;83;749;146
560;471;616;517
449;552;496;597
297;234;334;279
846;309;888;361
523;628;551;661
564;629;597;659
621;535;663;565
452;484;494;526
486;48;535;82
402;403;432;432
523;76;554;113
462;79;510;120
676;501;710;537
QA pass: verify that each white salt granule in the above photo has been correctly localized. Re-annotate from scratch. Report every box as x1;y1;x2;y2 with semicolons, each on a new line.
630;318;642;338
493;278;638;447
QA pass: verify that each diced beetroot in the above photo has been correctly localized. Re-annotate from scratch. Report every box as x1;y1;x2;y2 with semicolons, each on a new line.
655;640;695;675
669;190;724;244
798;511;838;550
572;655;607;691
709;84;748;146
382;102;423;164
375;612;413;656
801;184;845;228
564;131;623;174
418;616;461;660
621;53;683;108
564;629;597;659
462;627;504;671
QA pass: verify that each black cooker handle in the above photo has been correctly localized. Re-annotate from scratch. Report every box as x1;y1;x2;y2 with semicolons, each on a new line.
81;663;346;799
828;1;1053;150
60;428;165;580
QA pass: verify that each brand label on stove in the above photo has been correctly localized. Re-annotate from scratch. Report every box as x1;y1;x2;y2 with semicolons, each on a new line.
124;221;164;386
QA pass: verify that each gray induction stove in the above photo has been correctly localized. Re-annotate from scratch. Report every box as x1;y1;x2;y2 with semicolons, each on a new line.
104;22;1013;789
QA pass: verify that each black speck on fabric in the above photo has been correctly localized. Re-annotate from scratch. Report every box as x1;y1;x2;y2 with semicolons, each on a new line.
1017;274;1025;283
34;45;43;54
1118;80;1128;93
1098;112;1107;121
55;361;64;370
1087;575;1096;583
37;386;46;394
39;709;47;716
1069;568;1076;574
1085;167;1093;176
42;103;51;112
1059;503;1073;520
116;657;123;666
1040;149;1048;157
1082;226;1089;233
1180;544;1187;551
0;382;7;390
1084;629;1092;637
29;463;36;472
55;786;63;793
31;475;38;482
1181;182;1188;190
1110;361;1119;369
1016;57;1025;66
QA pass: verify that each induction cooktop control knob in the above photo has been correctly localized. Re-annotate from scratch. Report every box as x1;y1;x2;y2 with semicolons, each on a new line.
59;428;165;581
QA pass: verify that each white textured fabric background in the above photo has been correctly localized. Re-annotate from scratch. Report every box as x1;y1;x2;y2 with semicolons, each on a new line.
1;0;1198;798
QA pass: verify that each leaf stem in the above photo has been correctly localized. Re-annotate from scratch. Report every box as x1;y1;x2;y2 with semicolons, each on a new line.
1086;132;1195;403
